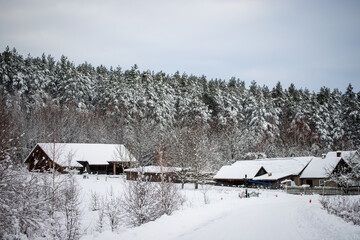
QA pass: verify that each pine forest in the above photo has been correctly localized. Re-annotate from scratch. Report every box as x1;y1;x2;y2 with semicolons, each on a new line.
1;47;360;171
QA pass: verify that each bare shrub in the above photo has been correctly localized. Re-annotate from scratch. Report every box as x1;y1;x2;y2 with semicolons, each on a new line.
121;171;184;227
62;177;81;240
200;182;212;204
90;191;101;211
97;199;105;233
104;187;123;231
320;196;360;225
157;181;184;215
121;175;160;227
0;169;50;239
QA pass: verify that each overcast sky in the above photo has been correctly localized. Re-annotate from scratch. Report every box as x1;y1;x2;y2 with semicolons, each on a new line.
1;0;359;92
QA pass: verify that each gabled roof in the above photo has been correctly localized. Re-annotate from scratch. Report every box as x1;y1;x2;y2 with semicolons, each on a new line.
300;151;357;179
214;161;265;180
124;166;181;174
254;157;313;180
31;143;136;167
214;157;313;181
253;172;287;181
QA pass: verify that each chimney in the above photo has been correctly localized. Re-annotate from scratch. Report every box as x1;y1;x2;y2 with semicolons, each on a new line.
322;154;326;159
337;151;341;157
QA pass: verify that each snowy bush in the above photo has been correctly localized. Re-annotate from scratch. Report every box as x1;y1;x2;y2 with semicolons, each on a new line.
157;181;184;214
120;173;183;227
320;196;360;225
0;166;51;239
90;191;101;211
121;176;161;227
200;182;212;204
0;162;83;240
62;177;81;240
96;199;106;233
38;173;83;240
104;187;123;231
93;187;126;232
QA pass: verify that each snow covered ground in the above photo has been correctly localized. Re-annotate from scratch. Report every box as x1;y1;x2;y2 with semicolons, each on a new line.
77;175;360;240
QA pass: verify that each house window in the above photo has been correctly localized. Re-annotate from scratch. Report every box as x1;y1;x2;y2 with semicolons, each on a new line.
319;180;325;186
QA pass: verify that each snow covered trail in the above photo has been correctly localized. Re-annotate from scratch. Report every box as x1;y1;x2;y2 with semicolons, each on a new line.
174;197;302;240
87;192;360;240
78;177;360;240
173;195;360;240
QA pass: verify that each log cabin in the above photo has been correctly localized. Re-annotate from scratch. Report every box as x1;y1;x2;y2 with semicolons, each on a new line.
24;143;136;174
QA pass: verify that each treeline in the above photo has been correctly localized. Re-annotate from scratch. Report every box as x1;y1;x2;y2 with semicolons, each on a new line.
1;46;360;169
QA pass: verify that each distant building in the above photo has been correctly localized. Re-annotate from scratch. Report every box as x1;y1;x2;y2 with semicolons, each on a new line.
214;157;314;188
214;151;359;188
24;143;136;174
252;157;314;188
124;166;181;182
300;151;358;187
213;161;267;186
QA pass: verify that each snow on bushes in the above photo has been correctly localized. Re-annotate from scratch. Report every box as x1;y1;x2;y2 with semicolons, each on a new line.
320;196;360;225
89;175;184;230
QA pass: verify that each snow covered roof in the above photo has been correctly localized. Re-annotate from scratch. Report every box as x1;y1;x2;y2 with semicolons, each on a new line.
300;151;357;179
214;161;265;180
325;151;357;161
124;166;181;174
36;143;136;167
214;157;313;180
253;172;289;181
254;157;313;180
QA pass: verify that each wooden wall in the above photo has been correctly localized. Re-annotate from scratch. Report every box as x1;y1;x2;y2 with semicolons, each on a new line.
25;145;64;172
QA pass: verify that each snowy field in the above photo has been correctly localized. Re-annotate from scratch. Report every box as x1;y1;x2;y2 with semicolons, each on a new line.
77;175;360;240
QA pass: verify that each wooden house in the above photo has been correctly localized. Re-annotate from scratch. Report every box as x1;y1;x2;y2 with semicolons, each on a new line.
24;143;136;174
252;157;313;188
300;151;357;187
214;157;313;188
24;143;82;173
214;161;268;186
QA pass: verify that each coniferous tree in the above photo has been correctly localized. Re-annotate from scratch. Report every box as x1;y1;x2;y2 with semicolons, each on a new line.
343;84;360;147
0;47;359;166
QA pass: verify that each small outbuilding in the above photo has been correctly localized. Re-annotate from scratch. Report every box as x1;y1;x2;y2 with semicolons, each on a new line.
124;166;181;182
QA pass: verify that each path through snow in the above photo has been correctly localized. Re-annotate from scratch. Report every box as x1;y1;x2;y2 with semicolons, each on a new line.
170;195;360;240
79;176;360;240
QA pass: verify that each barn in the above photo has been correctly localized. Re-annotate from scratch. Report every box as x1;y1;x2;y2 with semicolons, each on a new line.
24;143;136;174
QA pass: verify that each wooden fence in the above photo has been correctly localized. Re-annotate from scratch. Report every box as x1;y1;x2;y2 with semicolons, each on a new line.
286;186;360;195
